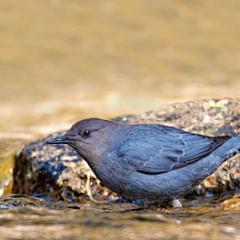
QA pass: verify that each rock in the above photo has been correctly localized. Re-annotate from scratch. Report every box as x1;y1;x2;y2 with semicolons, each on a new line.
12;98;240;201
216;196;240;210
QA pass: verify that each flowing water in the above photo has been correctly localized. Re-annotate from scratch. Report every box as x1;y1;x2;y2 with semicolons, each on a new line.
1;0;240;239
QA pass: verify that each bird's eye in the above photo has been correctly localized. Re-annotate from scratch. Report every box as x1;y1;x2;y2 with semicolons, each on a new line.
83;130;91;138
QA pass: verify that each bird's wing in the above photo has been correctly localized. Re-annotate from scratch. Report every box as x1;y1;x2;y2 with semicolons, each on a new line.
117;125;230;174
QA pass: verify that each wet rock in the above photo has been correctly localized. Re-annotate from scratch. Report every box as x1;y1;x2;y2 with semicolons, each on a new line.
217;197;240;210
12;98;240;201
216;191;240;210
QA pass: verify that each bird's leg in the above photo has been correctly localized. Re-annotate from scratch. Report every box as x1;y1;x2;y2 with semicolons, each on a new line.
171;199;183;209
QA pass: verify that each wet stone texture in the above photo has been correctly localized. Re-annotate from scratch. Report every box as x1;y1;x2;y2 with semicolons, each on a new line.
13;98;240;203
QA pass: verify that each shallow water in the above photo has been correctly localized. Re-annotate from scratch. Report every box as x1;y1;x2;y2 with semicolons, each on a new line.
1;196;240;239
1;0;240;239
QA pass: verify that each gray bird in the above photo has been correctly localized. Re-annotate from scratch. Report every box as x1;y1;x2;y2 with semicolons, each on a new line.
46;118;240;208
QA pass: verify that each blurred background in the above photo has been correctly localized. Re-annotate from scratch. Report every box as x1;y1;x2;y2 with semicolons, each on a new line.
1;0;240;139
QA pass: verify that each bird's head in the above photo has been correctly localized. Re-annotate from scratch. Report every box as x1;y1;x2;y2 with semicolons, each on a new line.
46;118;123;161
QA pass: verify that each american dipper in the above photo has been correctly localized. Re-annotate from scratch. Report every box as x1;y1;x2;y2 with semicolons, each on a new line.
46;118;240;207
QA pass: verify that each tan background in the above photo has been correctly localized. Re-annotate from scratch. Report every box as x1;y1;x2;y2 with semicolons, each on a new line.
1;0;240;138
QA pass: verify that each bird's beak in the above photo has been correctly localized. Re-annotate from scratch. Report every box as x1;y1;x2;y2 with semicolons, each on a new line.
46;135;70;144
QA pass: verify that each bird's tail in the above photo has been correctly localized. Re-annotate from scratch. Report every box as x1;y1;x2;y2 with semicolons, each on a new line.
221;136;240;162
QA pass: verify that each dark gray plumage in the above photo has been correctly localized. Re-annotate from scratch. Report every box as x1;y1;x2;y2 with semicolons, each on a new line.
46;118;240;207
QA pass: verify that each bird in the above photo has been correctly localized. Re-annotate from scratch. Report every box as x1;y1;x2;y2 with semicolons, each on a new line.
46;118;240;208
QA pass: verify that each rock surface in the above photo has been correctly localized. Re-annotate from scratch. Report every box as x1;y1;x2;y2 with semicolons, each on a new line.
13;98;240;202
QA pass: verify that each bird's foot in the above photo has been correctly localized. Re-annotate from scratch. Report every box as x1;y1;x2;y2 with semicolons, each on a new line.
158;199;183;209
171;199;183;209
